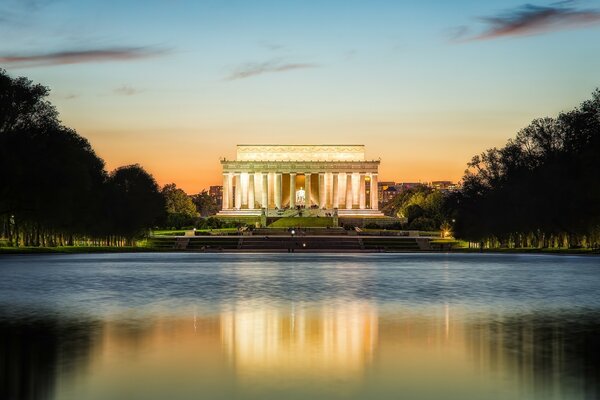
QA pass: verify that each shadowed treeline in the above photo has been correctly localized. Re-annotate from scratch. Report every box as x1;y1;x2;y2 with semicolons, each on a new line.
0;317;99;400
466;312;600;399
0;69;166;246
447;90;600;249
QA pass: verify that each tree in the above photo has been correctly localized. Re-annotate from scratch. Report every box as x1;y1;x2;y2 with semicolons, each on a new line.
105;165;165;243
382;186;450;230
0;68;58;134
191;190;219;217
0;69;170;247
161;183;198;228
450;89;600;248
0;69;108;246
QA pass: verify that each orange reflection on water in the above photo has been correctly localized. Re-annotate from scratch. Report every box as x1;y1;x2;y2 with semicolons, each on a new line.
46;304;599;400
220;301;378;378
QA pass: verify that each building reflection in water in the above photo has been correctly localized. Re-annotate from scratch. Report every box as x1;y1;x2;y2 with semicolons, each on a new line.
1;307;599;399
220;301;378;378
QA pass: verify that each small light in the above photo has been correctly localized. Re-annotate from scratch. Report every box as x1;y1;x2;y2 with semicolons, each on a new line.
291;230;295;235
302;243;306;247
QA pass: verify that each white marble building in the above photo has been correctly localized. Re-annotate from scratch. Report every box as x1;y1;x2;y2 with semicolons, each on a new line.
218;145;383;216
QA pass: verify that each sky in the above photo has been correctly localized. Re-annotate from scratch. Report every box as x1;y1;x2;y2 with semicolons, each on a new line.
1;0;600;193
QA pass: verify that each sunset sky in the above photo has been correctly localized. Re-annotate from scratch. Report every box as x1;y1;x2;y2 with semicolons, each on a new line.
2;0;600;193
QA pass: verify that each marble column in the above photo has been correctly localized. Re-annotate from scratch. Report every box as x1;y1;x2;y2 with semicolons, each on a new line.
318;173;325;208
222;173;230;210
289;173;296;208
359;173;366;210
305;173;311;208
370;173;378;210
332;173;339;209
275;173;282;209
261;173;268;208
248;173;255;209
345;173;353;210
234;173;242;209
228;174;234;210
352;173;360;209
241;173;248;208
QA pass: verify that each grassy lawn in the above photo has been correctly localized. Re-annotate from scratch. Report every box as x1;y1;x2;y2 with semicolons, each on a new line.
0;246;161;254
151;230;187;236
269;217;334;228
454;247;598;255
151;228;242;236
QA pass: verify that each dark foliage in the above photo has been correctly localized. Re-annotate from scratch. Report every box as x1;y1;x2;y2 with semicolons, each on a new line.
0;69;165;246
449;90;600;248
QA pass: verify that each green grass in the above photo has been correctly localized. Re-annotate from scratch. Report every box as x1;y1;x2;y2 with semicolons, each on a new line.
152;230;187;236
0;246;163;254
198;228;239;233
269;217;334;228
151;228;240;237
454;247;599;255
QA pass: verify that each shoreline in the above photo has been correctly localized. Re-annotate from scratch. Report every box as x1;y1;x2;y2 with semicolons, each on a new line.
0;246;598;256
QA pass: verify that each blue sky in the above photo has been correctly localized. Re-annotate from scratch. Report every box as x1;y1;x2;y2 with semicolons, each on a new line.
1;0;599;191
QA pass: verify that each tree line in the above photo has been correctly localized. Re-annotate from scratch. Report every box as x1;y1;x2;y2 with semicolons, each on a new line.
381;90;600;249
0;69;219;247
446;89;600;249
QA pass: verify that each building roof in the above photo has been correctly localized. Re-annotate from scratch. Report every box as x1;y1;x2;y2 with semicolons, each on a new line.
236;145;366;162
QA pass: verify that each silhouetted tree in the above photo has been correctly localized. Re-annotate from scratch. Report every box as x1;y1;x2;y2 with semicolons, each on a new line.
450;90;600;249
105;165;165;244
0;69;166;247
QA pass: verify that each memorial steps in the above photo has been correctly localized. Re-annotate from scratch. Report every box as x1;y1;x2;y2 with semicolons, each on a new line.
148;235;428;252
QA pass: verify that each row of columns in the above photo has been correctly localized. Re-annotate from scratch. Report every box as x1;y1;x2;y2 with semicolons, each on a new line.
222;172;378;210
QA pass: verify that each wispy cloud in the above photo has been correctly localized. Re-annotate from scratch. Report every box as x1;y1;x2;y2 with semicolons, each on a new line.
453;2;600;41
113;85;143;96
226;60;319;80
259;41;285;51
0;47;170;68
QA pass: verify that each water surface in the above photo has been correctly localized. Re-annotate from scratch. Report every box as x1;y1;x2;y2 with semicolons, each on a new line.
0;253;599;400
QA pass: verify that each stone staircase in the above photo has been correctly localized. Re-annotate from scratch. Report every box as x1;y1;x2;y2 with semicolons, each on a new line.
149;235;427;252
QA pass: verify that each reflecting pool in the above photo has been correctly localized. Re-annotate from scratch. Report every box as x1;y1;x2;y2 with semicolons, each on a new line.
0;253;599;399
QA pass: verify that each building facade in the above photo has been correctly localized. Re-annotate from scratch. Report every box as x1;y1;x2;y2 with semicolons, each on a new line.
218;145;383;216
209;185;223;208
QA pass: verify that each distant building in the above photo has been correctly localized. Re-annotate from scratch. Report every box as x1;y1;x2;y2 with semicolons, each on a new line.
209;185;223;208
395;182;423;191
381;186;398;205
429;181;459;192
377;181;395;205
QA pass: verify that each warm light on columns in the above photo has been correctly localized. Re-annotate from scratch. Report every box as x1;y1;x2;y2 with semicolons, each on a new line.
370;173;378;210
275;173;282;209
289;173;296;208
305;173;312;207
261;173;268;208
332;173;339;209
352;173;360;209
241;173;249;208
234;173;242;209
359;173;366;210
318;173;326;208
222;173;230;210
248;173;255;209
346;173;353;210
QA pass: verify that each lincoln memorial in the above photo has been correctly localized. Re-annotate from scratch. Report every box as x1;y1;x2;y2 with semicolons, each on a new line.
218;145;383;216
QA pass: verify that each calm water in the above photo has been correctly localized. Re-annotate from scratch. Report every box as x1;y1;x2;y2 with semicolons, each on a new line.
0;253;599;400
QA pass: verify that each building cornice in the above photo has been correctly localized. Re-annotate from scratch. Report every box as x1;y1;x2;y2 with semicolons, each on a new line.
221;160;380;173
